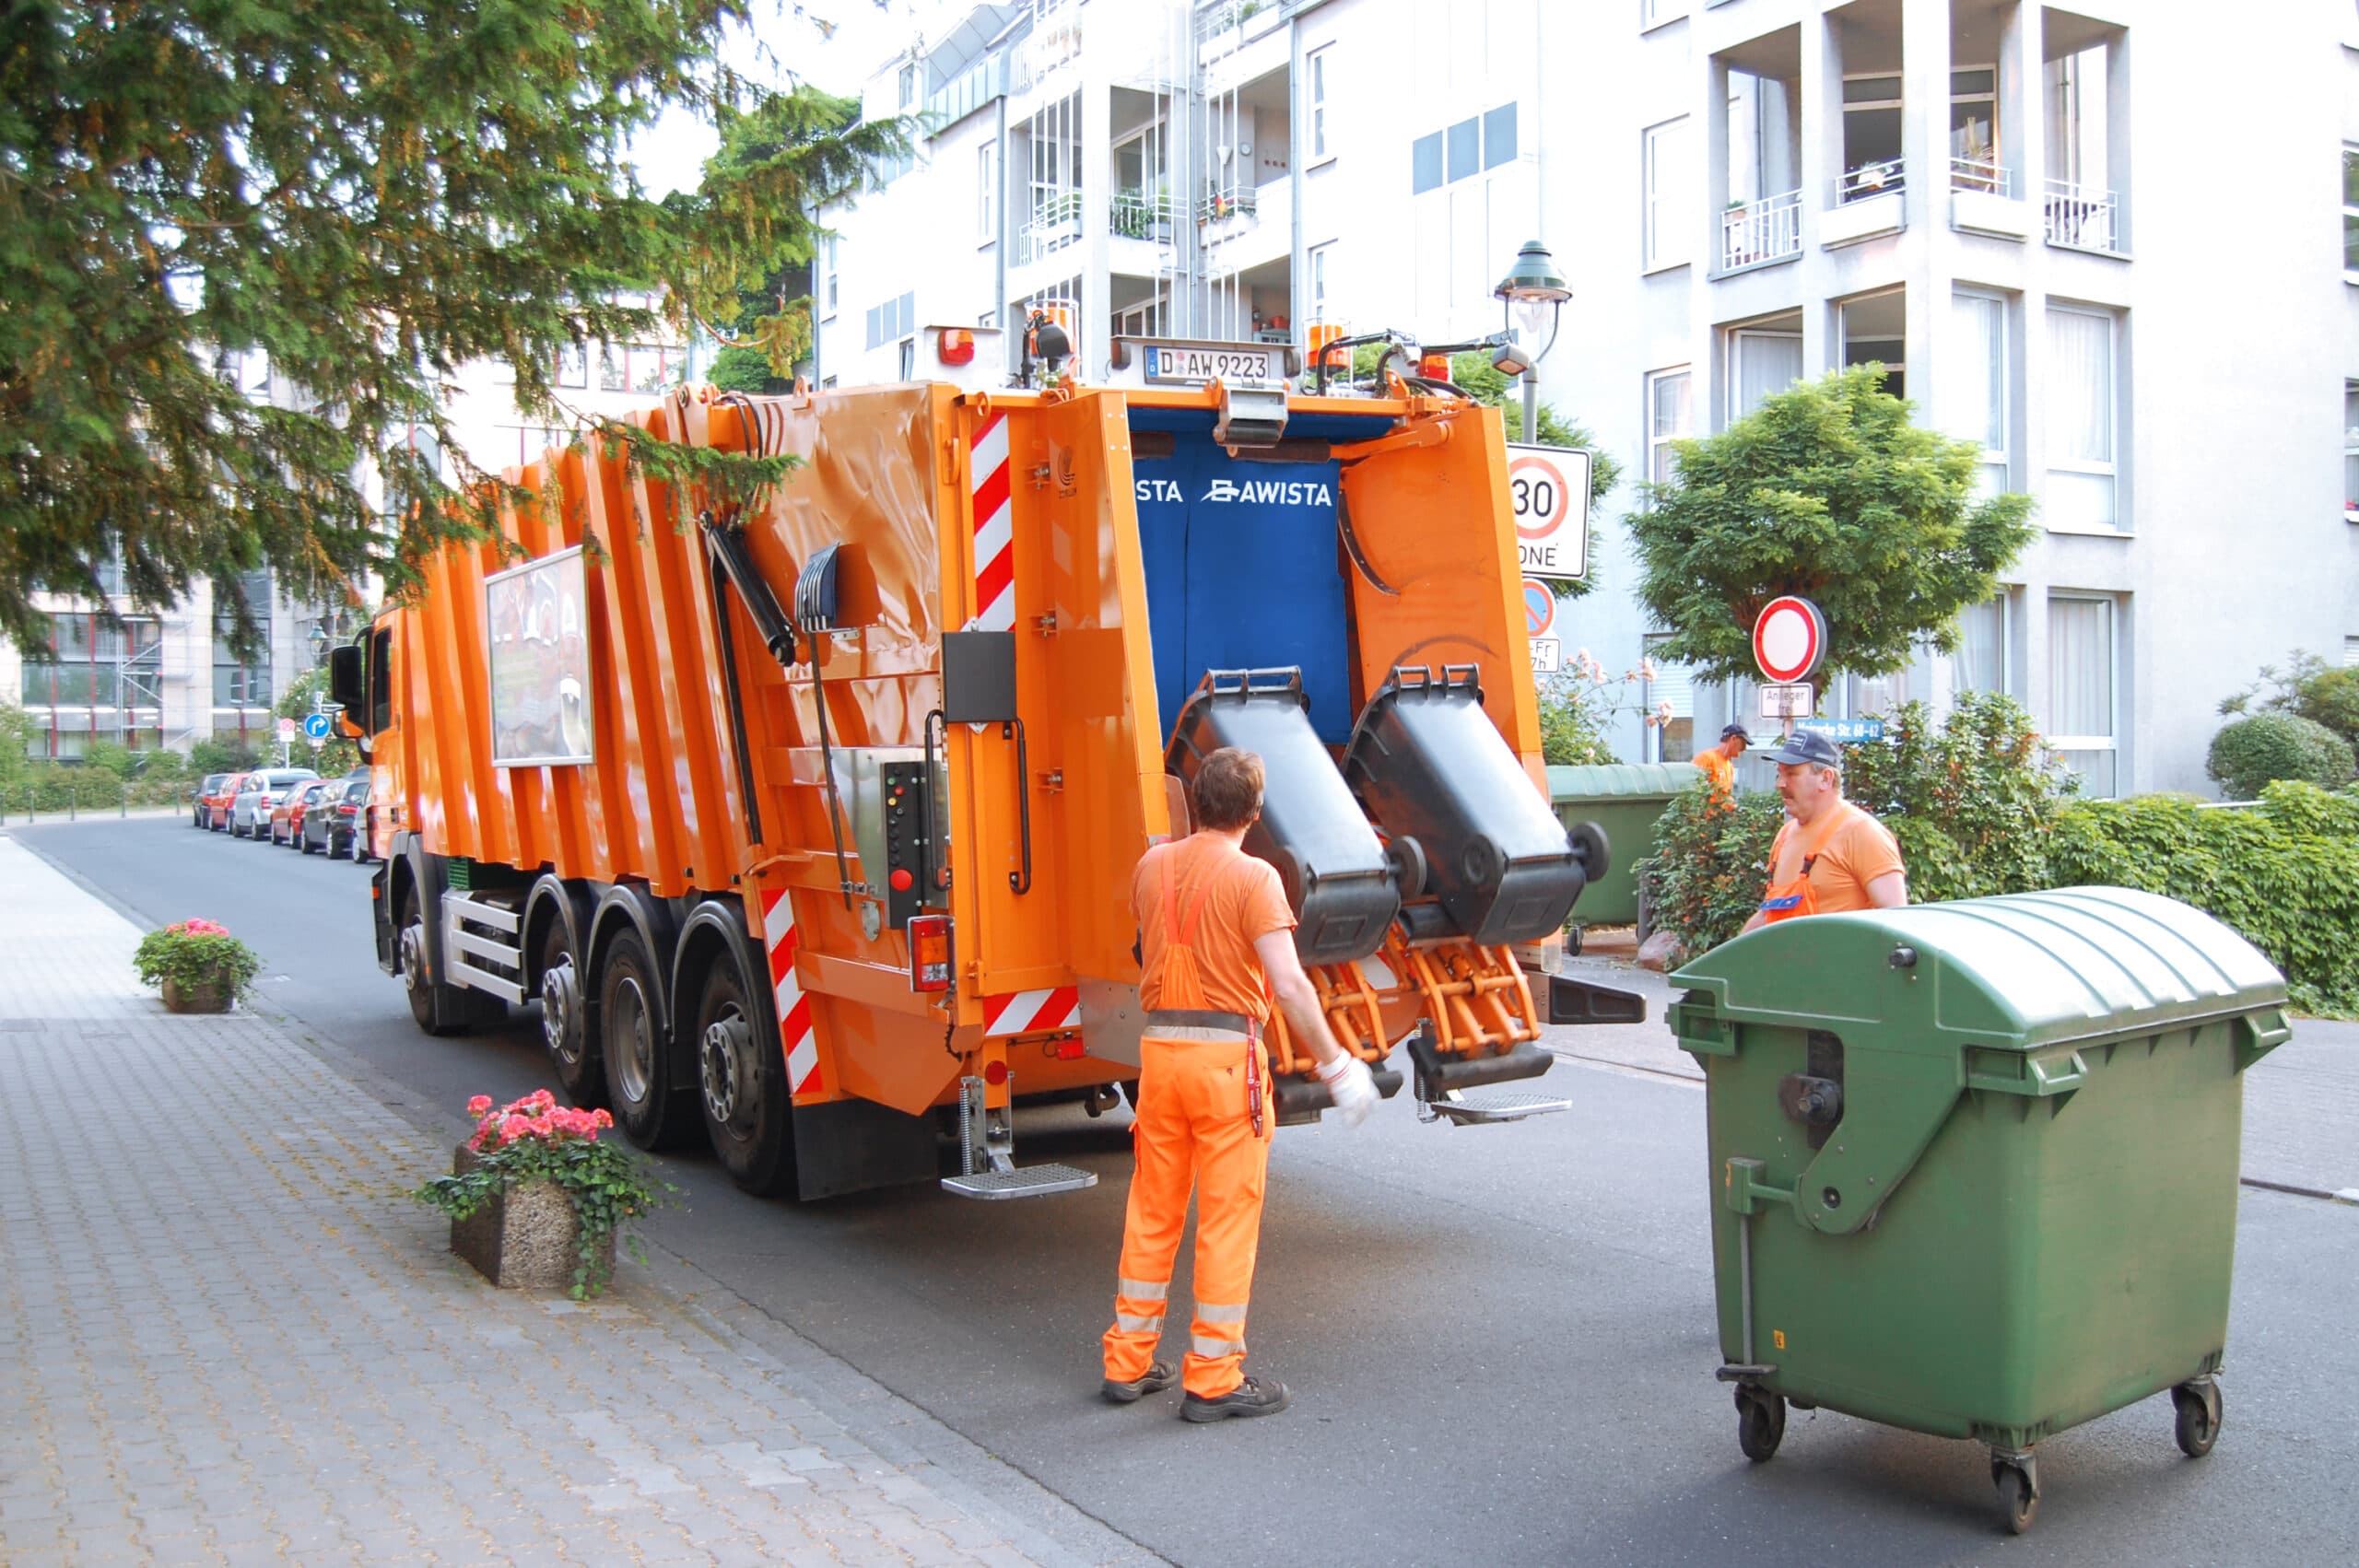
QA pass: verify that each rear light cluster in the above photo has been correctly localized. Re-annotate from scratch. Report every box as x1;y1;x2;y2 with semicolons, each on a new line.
908;914;950;992
936;328;976;368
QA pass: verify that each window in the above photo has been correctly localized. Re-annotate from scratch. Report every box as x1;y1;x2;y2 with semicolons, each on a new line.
1642;634;1696;764
1309;49;1331;160
599;345;627;392
1446;117;1480;182
1841;74;1903;199
1726;317;1802;423
2345;383;2359;520
979;143;997;243
1412;132;1443;193
823;236;839;319
1954;591;2013;696
555;344;589;388
898;338;916;380
2346;146;2359;273
1642;117;1690;269
2048;593;2120;796
1484;103;1517;169
1309;242;1332;318
213;570;274;720
2346;636;2359;669
1640;1;1690;28
1949;66;1999;188
2045;305;2118;531
1838;289;1905;400
898;63;918;109
1646;368;1692;490
865;291;917;351
1952;292;2009;496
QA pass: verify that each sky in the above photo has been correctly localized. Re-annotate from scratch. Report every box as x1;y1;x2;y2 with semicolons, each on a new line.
630;0;945;197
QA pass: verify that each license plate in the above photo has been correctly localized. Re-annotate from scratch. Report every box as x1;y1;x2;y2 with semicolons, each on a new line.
1144;345;1275;385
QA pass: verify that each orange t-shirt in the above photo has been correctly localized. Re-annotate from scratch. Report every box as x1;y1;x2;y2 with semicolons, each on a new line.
1693;748;1736;797
1130;834;1297;1020
1766;802;1907;915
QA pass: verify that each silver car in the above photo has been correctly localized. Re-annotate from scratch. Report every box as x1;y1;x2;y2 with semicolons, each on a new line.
229;767;319;838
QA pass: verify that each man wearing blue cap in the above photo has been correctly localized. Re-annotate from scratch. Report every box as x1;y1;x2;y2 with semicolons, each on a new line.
1740;728;1907;932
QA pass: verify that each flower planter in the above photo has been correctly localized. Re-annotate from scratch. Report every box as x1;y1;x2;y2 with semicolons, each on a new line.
447;1143;614;1290
160;976;232;1014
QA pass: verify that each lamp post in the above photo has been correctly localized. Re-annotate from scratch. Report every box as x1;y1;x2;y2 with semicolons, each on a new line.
1493;239;1571;443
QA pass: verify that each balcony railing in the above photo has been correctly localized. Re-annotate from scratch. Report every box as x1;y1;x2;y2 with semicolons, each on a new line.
1721;190;1802;270
1110;188;1174;240
2043;179;2121;252
1949;156;2013;197
1837;158;1906;205
1022;183;1084;263
1198;186;1258;225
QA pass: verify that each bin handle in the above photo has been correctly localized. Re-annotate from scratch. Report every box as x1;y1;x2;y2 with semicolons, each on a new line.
2235;1010;2292;1071
1964;1046;2087;1099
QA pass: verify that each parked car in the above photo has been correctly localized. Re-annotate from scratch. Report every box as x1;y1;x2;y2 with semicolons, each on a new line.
205;771;252;831
271;779;336;846
230;768;318;838
193;773;230;828
347;779;379;863
306;777;370;859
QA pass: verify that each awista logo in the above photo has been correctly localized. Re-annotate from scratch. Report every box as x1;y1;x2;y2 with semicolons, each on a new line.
1199;477;1334;506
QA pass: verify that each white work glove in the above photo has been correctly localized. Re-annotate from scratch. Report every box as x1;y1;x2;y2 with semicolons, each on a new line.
1316;1053;1379;1129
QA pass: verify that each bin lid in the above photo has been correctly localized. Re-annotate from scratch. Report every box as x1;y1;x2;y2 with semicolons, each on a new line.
1670;886;2289;1052
1547;762;1701;802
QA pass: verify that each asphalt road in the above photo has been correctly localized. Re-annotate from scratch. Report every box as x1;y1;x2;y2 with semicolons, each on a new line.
14;814;2359;1567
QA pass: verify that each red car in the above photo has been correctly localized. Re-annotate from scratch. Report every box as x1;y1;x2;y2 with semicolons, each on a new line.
203;771;251;831
270;779;336;846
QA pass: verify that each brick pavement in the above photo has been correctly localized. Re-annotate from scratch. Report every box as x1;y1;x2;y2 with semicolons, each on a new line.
0;838;1136;1568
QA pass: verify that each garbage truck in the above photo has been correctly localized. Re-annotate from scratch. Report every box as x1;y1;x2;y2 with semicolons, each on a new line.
331;332;1641;1201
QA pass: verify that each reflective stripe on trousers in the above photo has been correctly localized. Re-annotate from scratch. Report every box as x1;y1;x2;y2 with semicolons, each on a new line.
1101;1034;1274;1399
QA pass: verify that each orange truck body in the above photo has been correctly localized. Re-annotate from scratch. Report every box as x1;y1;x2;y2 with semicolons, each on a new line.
346;369;1614;1199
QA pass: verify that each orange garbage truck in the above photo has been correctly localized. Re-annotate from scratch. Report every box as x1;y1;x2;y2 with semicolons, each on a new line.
331;336;1641;1201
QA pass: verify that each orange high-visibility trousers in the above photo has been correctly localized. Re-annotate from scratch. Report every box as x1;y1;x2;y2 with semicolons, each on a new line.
1102;1032;1274;1399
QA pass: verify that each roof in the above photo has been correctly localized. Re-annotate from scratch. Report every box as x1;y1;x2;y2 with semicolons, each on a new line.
1671;886;2288;1052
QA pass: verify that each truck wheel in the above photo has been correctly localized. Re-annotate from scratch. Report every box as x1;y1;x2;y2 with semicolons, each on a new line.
398;886;466;1036
694;957;794;1196
600;928;695;1150
539;921;605;1109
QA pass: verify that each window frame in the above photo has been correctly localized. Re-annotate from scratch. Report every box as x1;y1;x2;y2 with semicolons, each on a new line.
822;235;839;321
2046;591;2121;796
2344;380;2359;521
2344;145;2359;276
1641;116;1690;271
1645;365;1692;493
2042;301;2121;532
1952;590;2016;699
1309;48;1332;162
1309;241;1333;319
978;142;997;244
1953;288;2011;491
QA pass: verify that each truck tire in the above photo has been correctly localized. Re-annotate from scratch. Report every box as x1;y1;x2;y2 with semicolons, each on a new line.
539;920;605;1109
397;885;468;1036
693;956;794;1196
600;928;696;1150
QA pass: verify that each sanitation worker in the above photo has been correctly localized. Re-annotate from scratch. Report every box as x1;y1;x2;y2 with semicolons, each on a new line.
1692;723;1751;806
1100;745;1380;1422
1740;729;1907;932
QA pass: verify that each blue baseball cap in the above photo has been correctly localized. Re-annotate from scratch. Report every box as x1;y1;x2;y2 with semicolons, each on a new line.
1763;730;1842;768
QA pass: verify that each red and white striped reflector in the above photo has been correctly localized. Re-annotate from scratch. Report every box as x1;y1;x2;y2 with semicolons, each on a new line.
981;986;1080;1038
761;890;821;1096
967;413;1015;633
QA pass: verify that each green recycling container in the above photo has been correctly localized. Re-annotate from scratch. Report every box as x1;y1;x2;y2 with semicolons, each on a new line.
1669;887;2290;1534
1547;762;1699;926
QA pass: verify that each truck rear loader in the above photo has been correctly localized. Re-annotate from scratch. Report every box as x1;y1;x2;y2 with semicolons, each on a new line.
334;339;1640;1201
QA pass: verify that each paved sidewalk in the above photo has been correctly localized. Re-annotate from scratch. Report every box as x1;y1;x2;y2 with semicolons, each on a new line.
0;837;1121;1568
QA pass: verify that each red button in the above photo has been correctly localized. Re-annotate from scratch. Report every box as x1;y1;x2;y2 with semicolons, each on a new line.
889;869;913;892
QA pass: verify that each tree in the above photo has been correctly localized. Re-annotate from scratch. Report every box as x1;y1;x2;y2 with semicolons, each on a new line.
1626;366;2034;683
275;668;362;777
0;4;904;653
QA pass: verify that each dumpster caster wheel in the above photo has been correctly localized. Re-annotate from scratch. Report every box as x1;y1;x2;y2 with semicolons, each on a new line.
2173;1379;2222;1458
1989;1451;2040;1535
1733;1387;1785;1462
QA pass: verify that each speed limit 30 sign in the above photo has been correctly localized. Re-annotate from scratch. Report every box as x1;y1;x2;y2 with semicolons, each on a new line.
1506;443;1592;584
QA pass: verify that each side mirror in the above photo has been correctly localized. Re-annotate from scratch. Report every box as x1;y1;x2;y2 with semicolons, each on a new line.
328;643;367;716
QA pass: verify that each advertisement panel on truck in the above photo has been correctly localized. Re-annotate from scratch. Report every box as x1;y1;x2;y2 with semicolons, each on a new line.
485;546;593;766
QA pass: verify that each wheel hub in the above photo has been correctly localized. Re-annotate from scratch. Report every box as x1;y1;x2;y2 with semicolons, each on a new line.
541;959;579;1060
701;1013;751;1126
399;923;427;994
610;977;653;1102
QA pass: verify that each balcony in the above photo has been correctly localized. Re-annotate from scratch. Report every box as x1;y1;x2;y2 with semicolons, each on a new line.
1948;156;2033;242
1837;158;1906;204
1824;158;1906;250
1111;187;1176;242
2044;180;2123;255
1198;185;1257;226
1720;190;1802;273
1022;183;1084;265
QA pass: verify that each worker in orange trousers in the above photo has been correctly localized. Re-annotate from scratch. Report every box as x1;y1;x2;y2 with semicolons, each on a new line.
1099;747;1379;1422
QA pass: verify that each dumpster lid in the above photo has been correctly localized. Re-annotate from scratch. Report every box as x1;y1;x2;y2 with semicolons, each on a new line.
1670;886;2289;1050
1547;761;1701;801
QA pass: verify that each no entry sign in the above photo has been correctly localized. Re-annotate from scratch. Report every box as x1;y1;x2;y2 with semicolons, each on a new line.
1753;596;1827;685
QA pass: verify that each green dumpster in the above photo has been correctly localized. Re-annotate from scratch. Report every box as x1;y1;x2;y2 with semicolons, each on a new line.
1547;762;1698;927
1669;887;2290;1534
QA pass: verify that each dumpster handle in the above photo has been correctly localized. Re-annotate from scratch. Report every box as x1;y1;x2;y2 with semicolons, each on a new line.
1006;718;1032;895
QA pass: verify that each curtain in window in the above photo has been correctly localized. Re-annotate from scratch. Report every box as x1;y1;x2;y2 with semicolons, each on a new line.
1733;332;1802;420
1955;597;2004;694
2048;596;2116;792
2046;310;2111;462
1650;369;1691;486
1951;294;2005;451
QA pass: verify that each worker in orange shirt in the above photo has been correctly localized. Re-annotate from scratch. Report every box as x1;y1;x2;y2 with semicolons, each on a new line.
1099;747;1379;1422
1693;723;1750;805
1742;730;1907;931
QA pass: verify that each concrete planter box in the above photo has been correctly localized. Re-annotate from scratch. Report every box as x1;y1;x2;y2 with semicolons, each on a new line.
448;1143;612;1290
161;977;232;1013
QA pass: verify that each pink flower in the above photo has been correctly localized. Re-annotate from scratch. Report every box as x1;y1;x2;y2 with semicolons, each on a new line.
499;1114;531;1144
466;1094;493;1117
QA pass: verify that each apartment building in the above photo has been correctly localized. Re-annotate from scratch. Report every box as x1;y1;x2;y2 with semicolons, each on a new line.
773;0;2359;795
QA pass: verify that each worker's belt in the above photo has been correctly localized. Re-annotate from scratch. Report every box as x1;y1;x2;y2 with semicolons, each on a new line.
1144;1008;1261;1040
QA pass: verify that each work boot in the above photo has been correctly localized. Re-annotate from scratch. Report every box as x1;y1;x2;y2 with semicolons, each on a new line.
1100;1361;1177;1404
1180;1376;1290;1422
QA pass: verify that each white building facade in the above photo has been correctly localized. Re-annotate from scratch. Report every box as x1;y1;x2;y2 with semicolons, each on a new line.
733;0;2359;795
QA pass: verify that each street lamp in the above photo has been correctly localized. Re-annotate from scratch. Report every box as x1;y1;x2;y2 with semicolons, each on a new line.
1493;239;1571;443
306;618;331;666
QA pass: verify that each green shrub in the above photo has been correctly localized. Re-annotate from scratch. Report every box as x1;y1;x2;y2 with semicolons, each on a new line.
1639;784;1785;956
2221;650;2359;755
1838;694;2078;902
2048;784;2359;1016
83;739;138;779
190;738;263;775
2206;712;2355;801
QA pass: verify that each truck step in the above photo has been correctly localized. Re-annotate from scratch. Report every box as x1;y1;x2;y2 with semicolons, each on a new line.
1422;1088;1574;1126
941;1164;1099;1200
